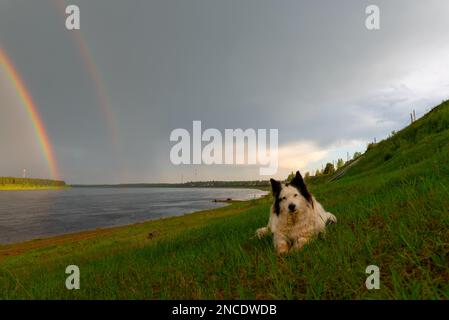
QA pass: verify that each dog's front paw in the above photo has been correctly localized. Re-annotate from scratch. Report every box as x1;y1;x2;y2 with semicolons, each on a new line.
326;212;337;225
275;241;290;255
256;227;269;239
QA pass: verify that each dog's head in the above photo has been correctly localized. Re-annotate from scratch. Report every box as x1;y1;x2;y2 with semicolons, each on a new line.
270;171;313;215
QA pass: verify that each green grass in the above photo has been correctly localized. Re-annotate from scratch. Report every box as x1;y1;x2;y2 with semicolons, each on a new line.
1;101;449;299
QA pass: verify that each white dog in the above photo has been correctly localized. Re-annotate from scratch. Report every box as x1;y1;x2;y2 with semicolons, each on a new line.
256;171;337;254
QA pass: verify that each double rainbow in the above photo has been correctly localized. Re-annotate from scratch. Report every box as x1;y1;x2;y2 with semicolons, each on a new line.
1;1;122;181
0;48;59;180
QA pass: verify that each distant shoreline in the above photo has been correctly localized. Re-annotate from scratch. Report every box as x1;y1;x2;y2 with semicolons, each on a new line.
0;177;68;191
0;185;70;191
71;181;271;190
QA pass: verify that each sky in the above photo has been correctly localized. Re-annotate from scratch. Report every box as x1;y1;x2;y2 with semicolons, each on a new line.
1;0;449;184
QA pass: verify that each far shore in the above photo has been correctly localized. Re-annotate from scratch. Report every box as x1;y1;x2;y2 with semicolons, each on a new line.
0;184;70;191
70;181;271;190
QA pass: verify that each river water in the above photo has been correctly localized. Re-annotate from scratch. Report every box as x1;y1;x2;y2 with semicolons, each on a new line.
0;187;267;244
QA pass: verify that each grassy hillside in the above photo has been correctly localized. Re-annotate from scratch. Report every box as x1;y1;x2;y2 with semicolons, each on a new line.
0;177;67;190
0;101;448;299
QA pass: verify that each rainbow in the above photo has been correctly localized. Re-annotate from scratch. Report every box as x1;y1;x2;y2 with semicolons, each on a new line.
71;30;119;146
0;47;59;180
53;0;119;148
52;0;125;177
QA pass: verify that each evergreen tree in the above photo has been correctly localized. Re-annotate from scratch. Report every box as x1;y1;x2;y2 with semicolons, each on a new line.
323;162;335;175
353;151;362;160
337;158;345;169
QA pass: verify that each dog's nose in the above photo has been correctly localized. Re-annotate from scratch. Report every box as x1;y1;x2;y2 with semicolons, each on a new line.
288;203;296;212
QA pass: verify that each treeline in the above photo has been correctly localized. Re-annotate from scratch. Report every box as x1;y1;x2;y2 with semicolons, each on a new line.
173;180;270;188
312;151;362;177
286;151;365;182
73;180;271;189
0;177;66;186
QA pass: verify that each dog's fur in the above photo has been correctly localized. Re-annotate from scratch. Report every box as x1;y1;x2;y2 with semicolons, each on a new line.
256;171;337;254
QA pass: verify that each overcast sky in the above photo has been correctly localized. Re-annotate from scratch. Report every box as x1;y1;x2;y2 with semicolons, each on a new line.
1;0;449;183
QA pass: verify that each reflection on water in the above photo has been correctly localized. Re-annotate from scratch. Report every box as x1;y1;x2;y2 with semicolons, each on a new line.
0;187;267;244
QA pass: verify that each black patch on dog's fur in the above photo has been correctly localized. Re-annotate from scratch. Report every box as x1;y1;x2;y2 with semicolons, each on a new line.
270;178;282;215
290;171;314;208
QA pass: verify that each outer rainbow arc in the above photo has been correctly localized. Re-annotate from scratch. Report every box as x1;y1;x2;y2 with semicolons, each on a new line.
0;47;60;180
53;0;126;180
54;0;120;149
72;31;119;147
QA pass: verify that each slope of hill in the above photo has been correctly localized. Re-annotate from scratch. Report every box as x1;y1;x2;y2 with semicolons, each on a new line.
0;101;448;299
341;99;449;181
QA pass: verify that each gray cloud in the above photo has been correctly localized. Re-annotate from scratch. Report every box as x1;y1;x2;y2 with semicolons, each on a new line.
1;0;449;183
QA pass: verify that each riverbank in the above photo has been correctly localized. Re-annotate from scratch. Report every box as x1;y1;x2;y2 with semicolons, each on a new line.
1;197;280;299
0;198;261;260
0;187;267;244
0;184;70;191
0;177;68;191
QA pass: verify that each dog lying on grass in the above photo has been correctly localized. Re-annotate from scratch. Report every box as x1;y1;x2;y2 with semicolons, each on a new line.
256;171;337;255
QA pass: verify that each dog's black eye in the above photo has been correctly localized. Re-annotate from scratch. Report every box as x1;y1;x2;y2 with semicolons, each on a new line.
294;194;298;197
282;196;286;200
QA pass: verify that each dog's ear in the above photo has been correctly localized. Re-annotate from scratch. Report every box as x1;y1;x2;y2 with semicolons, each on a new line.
270;178;282;215
290;171;313;207
270;178;281;196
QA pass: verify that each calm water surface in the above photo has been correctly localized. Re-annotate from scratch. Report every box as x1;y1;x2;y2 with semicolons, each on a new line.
0;187;267;244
